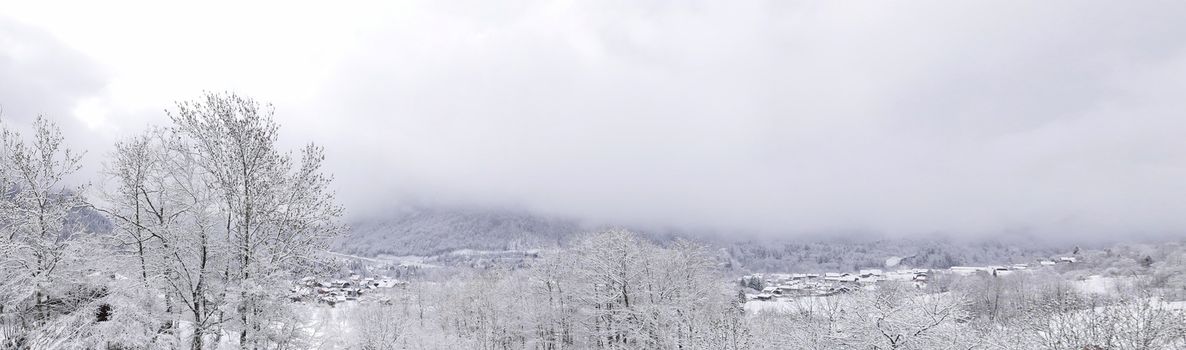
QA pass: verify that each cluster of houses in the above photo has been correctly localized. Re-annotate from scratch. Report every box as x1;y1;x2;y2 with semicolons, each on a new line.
750;269;930;300
747;256;1080;302
290;275;407;305
950;256;1077;277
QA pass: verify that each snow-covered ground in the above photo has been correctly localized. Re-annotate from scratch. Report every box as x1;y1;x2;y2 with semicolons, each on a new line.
1074;275;1125;295
373;254;439;268
329;252;440;268
745;295;847;314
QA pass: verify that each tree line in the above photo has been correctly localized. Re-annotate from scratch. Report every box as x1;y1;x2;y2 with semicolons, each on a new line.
342;233;1186;350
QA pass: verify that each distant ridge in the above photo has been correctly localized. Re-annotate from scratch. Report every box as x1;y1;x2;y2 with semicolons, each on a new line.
336;206;584;256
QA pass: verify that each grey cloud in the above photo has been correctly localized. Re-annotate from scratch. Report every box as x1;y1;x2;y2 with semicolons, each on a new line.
0;16;113;184
9;1;1186;240
0;17;107;123
298;0;1186;239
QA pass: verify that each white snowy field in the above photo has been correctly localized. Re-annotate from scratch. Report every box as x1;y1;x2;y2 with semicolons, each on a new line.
744;295;844;314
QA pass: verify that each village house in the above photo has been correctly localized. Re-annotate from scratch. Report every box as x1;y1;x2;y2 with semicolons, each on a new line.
988;266;1013;276
291;275;407;306
950;266;988;276
885;271;915;282
742;254;1088;303
858;269;884;278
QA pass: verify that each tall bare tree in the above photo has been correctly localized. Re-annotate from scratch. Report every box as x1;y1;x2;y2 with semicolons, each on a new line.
101;92;345;349
0;116;88;347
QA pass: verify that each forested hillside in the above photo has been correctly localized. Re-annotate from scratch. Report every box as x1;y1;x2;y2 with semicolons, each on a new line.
337;206;584;256
339;207;1063;272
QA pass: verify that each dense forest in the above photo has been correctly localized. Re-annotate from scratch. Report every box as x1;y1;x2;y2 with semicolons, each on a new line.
338;207;580;257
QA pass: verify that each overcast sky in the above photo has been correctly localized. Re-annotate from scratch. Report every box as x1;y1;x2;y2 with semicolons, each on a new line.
4;0;1186;239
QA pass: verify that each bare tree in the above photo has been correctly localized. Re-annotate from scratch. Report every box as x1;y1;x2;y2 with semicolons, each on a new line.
103;126;233;349
170;92;345;348
99;92;346;349
0;116;89;347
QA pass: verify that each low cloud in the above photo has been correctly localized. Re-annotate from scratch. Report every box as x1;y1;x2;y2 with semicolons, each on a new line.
0;17;106;123
313;1;1186;239
7;1;1186;239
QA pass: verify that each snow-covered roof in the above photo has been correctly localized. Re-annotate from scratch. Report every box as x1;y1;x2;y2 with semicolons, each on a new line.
950;266;985;271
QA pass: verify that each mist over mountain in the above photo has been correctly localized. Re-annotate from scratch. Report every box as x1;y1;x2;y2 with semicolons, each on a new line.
338;205;1071;272
9;1;1186;241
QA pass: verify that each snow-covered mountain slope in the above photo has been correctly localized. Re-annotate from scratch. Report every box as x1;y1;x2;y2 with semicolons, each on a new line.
336;205;1064;273
336;206;584;257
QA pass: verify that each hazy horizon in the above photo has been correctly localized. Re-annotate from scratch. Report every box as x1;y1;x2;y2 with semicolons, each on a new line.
5;0;1186;240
